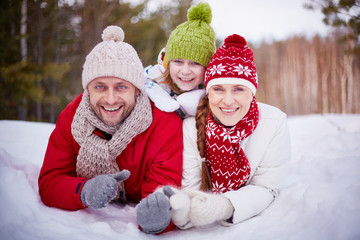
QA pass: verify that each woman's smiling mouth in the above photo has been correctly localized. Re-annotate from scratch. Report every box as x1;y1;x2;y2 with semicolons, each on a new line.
220;107;239;113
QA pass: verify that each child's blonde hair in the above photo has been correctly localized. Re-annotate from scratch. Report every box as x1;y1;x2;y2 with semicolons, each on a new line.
159;66;182;93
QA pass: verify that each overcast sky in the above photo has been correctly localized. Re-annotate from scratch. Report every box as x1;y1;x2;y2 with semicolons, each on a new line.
203;0;331;45
126;0;332;45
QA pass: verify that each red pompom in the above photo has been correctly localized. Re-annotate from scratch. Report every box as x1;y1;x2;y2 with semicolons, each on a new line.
224;34;247;49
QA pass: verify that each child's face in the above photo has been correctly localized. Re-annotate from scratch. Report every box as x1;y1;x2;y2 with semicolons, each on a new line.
169;59;205;91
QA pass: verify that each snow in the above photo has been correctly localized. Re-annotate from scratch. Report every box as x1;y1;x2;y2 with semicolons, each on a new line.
1;114;360;240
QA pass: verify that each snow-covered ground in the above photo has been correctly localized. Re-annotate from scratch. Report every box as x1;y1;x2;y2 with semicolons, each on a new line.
0;114;360;240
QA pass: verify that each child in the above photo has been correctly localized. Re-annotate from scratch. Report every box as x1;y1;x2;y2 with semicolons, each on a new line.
144;2;216;118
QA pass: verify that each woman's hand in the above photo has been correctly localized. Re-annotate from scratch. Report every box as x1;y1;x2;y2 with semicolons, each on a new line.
162;186;234;228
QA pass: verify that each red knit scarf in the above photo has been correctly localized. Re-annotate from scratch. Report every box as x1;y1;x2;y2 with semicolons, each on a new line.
205;98;259;194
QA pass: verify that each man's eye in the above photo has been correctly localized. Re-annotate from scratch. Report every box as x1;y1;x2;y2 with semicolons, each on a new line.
96;86;104;90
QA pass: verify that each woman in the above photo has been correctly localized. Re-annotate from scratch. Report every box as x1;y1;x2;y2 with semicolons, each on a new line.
164;34;291;229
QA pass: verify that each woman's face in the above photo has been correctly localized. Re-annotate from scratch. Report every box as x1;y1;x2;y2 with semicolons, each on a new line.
208;84;253;127
169;58;205;91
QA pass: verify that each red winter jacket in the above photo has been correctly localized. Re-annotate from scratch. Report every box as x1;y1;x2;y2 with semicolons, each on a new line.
38;93;183;211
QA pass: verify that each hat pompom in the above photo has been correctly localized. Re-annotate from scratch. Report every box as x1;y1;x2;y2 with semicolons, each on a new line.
187;2;212;24
101;25;125;42
224;34;247;49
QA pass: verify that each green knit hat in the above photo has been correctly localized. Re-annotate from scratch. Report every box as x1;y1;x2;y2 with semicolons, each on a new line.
165;2;216;67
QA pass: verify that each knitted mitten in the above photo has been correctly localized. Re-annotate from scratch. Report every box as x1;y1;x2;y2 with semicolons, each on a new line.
162;186;194;229
135;192;172;234
176;89;206;116
187;190;234;226
80;170;130;209
162;187;234;228
144;77;180;112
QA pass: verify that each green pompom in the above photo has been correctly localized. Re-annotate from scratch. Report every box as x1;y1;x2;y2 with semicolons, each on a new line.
187;2;212;24
166;2;216;67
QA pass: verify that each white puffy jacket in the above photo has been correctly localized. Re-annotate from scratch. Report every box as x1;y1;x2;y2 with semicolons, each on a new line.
182;102;291;225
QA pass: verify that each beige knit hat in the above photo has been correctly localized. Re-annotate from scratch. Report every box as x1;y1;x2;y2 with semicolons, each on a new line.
82;25;144;91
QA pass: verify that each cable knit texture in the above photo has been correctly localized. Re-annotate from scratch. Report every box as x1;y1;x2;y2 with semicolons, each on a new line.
82;25;144;91
163;187;233;228
71;90;152;179
188;190;234;226
163;187;193;229
165;2;216;67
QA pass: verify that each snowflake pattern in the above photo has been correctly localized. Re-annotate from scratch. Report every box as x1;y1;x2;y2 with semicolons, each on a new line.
205;100;259;194
212;179;237;194
233;64;252;77
206;121;218;139
217;126;243;144
208;63;226;76
212;181;227;194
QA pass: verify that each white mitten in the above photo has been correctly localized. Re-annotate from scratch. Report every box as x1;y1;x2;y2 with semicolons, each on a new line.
186;189;234;227
176;89;206;116
162;186;194;229
161;187;234;229
144;77;180;112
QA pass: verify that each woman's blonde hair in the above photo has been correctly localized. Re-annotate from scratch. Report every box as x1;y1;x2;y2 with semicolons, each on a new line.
195;95;212;191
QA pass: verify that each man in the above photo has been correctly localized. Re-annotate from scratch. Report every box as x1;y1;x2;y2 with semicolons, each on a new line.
38;26;183;234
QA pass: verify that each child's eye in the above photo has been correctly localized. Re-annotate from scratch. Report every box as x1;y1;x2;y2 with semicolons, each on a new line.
173;59;183;64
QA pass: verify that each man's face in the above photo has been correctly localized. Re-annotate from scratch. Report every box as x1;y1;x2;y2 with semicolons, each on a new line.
87;77;138;126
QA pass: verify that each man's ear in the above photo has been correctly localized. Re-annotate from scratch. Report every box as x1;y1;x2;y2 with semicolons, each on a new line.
136;89;140;97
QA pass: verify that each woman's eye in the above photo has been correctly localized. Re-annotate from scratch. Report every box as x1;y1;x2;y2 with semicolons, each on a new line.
173;59;182;64
234;87;245;92
214;87;223;91
192;61;201;65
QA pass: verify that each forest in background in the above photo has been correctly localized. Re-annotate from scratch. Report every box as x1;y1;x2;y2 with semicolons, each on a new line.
1;0;359;122
254;32;360;115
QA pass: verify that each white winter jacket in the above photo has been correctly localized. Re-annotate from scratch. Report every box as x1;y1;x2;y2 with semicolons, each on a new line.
182;102;291;225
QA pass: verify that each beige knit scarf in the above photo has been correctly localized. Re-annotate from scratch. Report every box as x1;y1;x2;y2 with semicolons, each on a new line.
71;90;152;179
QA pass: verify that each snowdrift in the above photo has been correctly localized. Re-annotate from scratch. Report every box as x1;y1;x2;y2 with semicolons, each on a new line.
0;114;360;240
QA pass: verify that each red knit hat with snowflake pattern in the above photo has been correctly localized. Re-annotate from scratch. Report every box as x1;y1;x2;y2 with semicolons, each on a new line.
205;34;258;95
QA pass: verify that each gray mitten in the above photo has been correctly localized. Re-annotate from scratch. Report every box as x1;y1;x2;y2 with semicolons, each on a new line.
135;192;172;234
80;170;130;209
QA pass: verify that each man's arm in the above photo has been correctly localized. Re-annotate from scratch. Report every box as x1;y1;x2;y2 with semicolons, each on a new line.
140;111;183;198
135;110;183;233
38;107;87;210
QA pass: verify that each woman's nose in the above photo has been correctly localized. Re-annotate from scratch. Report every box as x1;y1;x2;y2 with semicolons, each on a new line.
222;92;235;105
